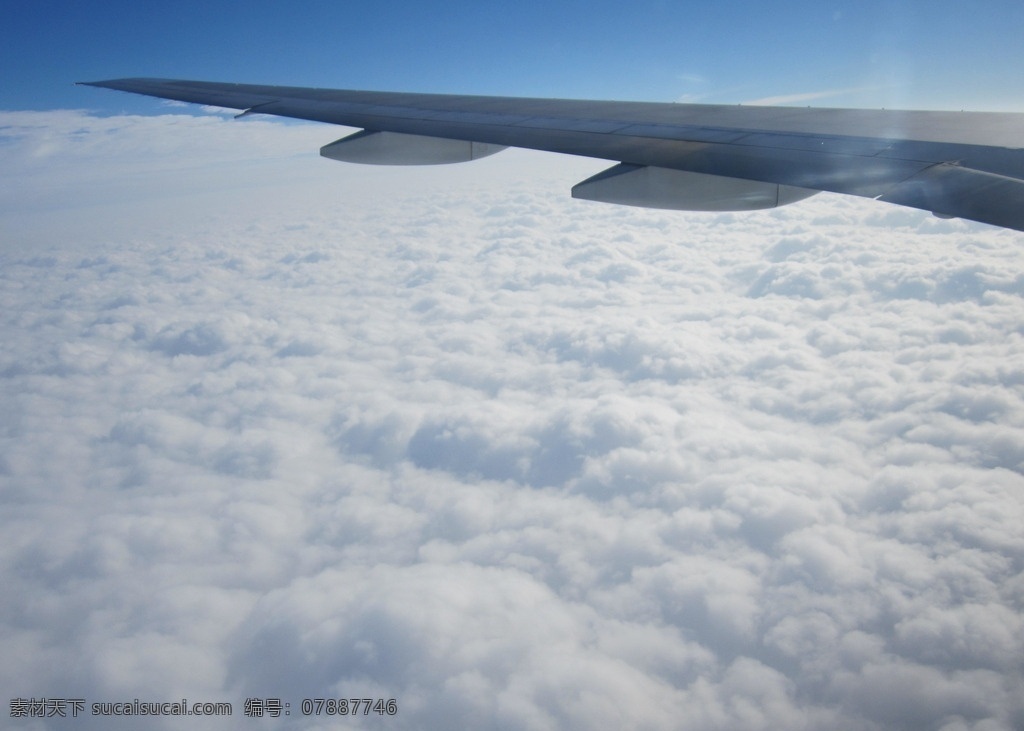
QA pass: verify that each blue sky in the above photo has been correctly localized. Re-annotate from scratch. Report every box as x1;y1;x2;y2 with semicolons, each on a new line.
5;0;1024;112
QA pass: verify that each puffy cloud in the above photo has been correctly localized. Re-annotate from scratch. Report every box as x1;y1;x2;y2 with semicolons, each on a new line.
2;109;1023;730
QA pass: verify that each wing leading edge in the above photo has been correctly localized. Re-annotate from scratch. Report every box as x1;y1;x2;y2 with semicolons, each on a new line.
80;78;1024;232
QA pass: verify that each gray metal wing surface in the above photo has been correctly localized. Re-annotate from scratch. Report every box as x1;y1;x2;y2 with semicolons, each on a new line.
80;78;1024;232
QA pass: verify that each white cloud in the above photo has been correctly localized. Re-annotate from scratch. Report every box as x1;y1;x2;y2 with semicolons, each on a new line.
2;109;1023;730
743;87;880;106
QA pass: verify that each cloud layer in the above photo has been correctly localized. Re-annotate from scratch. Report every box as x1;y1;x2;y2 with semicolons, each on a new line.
2;110;1023;730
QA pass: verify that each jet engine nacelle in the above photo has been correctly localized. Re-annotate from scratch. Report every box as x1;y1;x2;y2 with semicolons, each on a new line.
321;130;506;165
572;163;818;211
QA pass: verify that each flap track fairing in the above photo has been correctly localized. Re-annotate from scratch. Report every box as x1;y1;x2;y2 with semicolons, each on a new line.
321;130;506;165
572;163;818;211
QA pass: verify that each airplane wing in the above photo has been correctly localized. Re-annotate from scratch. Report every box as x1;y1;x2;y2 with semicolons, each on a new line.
80;78;1024;232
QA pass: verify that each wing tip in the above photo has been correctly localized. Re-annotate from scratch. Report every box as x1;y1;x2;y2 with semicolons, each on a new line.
75;78;175;92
